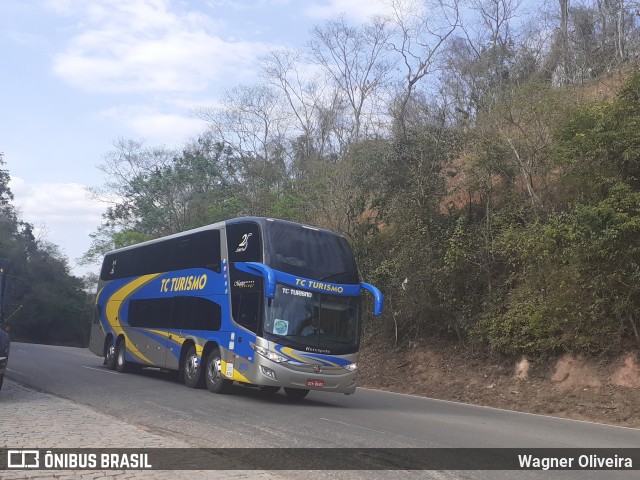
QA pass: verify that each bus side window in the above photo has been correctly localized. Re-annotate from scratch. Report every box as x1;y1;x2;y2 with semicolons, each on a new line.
232;292;261;333
171;296;221;332
128;298;172;328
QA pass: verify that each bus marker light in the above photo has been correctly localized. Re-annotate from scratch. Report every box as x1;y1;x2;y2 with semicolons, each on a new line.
260;366;276;380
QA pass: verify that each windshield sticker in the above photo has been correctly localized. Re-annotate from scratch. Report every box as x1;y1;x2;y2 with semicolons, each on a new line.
281;287;312;298
273;319;289;335
235;233;252;253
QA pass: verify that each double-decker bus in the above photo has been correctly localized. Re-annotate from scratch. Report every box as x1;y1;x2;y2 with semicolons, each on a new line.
89;217;382;399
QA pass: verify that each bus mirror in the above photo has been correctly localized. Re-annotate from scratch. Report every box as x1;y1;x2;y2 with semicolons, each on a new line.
234;262;277;299
360;282;383;316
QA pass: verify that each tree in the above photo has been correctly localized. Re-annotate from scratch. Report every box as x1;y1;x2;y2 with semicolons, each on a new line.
441;0;532;119
308;15;394;149
386;0;461;133
86;135;244;259
196;84;291;216
0;154;87;346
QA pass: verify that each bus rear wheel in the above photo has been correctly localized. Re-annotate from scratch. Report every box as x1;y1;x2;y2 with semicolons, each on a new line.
183;345;205;388
204;348;232;394
284;388;309;400
105;343;117;370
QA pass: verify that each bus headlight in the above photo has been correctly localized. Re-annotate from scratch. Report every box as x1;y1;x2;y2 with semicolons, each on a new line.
252;344;288;363
345;363;357;372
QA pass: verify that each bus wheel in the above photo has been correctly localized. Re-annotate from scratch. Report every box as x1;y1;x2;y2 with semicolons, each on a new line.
204;348;232;394
259;386;280;396
284;388;309;400
115;339;132;373
105;343;117;370
183;345;205;389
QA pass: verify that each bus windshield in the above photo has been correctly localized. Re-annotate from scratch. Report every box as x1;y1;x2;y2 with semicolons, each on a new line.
264;220;359;284
263;284;361;355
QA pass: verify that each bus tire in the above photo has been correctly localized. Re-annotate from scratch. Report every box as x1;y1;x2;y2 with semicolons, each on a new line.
284;387;309;400
0;373;4;391
115;339;133;373
105;342;117;370
183;345;205;389
204;348;232;394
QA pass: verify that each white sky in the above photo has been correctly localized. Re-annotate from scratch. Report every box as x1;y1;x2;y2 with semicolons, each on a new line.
0;0;393;277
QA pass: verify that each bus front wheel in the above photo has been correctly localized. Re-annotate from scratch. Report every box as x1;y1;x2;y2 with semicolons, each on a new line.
284;388;309;400
183;345;205;388
204;348;232;394
115;340;133;373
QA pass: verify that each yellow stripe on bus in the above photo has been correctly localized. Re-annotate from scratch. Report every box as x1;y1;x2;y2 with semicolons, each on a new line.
105;274;161;365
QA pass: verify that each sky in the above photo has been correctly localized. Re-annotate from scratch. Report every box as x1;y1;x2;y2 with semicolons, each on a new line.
0;0;394;277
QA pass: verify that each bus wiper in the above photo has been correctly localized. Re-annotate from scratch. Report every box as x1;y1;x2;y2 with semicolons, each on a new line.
319;271;350;282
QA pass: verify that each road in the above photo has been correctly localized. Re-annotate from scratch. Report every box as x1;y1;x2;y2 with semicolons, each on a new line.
5;342;640;479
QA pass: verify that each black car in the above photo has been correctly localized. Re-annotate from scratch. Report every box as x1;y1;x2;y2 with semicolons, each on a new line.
0;327;8;391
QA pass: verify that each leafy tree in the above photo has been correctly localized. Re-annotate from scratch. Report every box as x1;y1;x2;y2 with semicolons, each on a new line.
0;154;87;346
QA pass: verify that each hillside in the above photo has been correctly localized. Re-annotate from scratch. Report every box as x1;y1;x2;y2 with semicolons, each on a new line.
359;336;640;428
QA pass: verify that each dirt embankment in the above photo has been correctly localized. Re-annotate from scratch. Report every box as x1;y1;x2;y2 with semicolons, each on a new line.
358;337;640;428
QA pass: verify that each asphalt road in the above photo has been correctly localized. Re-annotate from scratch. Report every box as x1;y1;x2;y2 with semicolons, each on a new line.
5;342;640;479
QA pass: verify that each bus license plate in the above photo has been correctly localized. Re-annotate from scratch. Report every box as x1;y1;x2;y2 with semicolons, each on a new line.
307;379;324;388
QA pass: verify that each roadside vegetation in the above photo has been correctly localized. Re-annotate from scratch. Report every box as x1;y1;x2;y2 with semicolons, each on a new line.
83;0;640;359
4;0;640;358
0;154;89;345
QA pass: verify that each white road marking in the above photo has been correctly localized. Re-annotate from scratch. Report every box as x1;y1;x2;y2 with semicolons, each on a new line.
359;387;640;431
320;417;387;434
81;366;119;375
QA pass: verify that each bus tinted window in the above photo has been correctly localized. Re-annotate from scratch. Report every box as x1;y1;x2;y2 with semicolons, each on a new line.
128;298;173;329
227;221;264;332
226;222;262;263
231;291;262;333
100;229;221;280
172;296;222;331
265;221;359;283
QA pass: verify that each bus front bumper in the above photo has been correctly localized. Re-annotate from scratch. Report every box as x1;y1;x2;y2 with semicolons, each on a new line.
250;358;358;394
